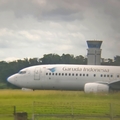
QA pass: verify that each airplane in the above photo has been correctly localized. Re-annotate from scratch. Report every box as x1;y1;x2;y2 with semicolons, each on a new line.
7;64;120;93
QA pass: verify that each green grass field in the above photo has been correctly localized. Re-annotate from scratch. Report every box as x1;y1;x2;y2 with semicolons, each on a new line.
0;90;120;120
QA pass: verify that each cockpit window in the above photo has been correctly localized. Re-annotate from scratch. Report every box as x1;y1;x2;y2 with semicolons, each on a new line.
19;71;26;74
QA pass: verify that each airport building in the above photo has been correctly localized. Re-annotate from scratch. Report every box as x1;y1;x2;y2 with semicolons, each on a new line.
87;40;102;65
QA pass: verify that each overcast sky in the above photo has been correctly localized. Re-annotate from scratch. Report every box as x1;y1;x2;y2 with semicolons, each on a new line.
0;0;120;61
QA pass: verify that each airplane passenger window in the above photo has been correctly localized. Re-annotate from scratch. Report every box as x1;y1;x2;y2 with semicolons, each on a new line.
111;75;113;77
55;73;57;75
83;74;85;76
46;73;48;75
76;73;78;76
65;73;67;76
62;73;64;76
117;75;119;78
49;73;51;75
69;73;71;76
94;74;96;77
59;73;61;76
86;74;88;76
101;74;103;77
80;74;82;76
52;73;54;75
107;75;109;77
104;75;106;77
72;73;74;76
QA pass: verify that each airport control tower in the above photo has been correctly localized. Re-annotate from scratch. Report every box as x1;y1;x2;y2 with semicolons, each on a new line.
87;40;102;65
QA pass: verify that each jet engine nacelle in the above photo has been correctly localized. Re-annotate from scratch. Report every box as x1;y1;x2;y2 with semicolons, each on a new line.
84;83;109;93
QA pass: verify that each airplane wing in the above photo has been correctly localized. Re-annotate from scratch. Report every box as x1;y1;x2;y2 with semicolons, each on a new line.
109;80;120;90
96;80;120;90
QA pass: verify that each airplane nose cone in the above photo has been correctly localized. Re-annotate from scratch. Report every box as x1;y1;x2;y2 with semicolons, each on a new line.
7;75;15;84
7;76;12;83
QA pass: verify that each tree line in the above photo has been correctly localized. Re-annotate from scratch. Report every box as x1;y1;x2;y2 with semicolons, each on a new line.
0;53;120;89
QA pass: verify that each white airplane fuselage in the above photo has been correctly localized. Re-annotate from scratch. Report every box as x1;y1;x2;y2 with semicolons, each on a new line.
7;64;120;93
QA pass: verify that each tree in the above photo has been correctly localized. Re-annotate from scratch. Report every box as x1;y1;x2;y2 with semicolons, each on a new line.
61;54;75;64
114;56;120;66
75;55;87;64
40;54;61;64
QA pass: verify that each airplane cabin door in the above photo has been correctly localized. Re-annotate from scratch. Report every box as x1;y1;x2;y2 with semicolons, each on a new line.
34;67;40;80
